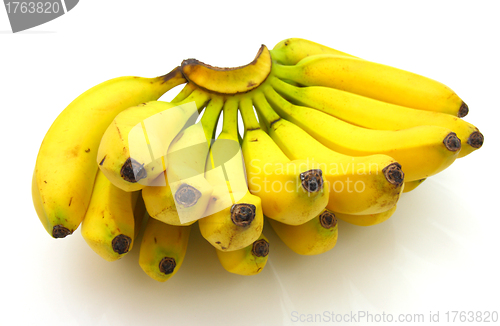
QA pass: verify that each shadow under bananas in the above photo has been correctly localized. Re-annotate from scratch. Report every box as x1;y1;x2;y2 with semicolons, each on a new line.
47;177;475;325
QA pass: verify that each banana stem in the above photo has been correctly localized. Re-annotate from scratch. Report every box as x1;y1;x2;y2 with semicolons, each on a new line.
252;90;281;129
171;83;196;103
200;96;224;142
239;97;260;131
221;98;239;141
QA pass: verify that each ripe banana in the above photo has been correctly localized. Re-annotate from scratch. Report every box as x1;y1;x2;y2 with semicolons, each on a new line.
262;84;461;182
138;217;191;282
200;97;264;251
270;77;483;157
274;54;469;117
96;89;210;192
335;205;398;227
216;233;270;275
268;209;338;255
252;89;403;215
270;38;357;65
240;96;329;225
32;67;185;238
81;170;145;261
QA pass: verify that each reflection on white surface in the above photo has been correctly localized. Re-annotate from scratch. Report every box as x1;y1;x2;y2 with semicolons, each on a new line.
15;164;496;326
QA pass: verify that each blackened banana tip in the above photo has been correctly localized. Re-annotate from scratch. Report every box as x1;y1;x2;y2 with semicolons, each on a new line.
52;225;71;238
467;131;484;149
252;239;269;257
444;132;462;152
112;234;132;255
159;257;176;275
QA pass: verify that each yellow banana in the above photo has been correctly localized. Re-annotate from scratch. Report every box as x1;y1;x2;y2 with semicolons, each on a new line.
335;205;398;227
403;179;426;193
96;88;210;192
270;38;357;65
274;54;469;117
181;45;272;95
32;67;185;238
216;233;270;275
141;95;224;226
80;170;145;261
200;97;264;251
262;85;461;182
252;89;403;215
268;209;338;255
240;96;329;225
138;217;191;282
270;77;483;157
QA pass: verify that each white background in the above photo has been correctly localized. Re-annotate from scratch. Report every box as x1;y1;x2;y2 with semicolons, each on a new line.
1;1;499;325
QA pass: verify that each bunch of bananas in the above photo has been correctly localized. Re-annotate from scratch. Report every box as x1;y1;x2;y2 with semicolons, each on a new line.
32;38;484;282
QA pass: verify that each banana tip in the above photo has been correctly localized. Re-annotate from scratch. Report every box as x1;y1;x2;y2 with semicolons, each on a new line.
383;163;404;186
319;211;337;229
467;131;484;149
52;225;71;238
112;234;132;255
444;132;462;152
175;184;202;208
159;257;176;275
252;239;269;257
458;102;469;118
300;169;324;193
231;203;256;227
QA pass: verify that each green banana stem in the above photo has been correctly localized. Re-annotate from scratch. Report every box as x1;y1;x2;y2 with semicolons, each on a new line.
200;96;224;142
221;98;239;141
239;97;261;131
252;90;281;129
171;82;196;103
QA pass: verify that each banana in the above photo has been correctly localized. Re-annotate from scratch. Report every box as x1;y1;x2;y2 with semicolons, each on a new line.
96;88;210;192
240;96;329;225
253;89;403;215
215;233;270;275
33;67;186;238
403;179;426;193
181;45;272;95
141;95;224;225
334;205;398;227
270;38;357;65
138;217;191;282
273;54;469;117
268;209;338;255
262;85;461;182
270;77;483;157
80;170;145;261
170;82;196;103
199;97;264;251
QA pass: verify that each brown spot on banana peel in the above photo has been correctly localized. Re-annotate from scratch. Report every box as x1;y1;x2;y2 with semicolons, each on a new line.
319;210;337;229
99;155;106;166
159;257;176;275
112;234;132;255
52;225;71;238
300;169;324;193
252;239;269;257
120;157;147;183
467;131;484;149
180;45;272;95
230;203;256;227
443;132;462;152
458;101;469;118
383;163;404;186
175;184;202;207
